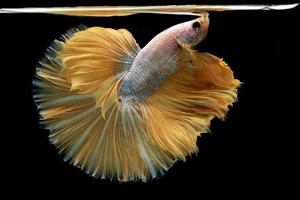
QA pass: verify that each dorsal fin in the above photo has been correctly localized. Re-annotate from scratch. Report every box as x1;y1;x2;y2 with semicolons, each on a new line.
58;26;140;98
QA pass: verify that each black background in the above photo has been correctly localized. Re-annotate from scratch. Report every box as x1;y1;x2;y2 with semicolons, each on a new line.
1;0;298;197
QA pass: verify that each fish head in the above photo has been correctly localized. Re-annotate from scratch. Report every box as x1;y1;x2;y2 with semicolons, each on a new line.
176;13;209;47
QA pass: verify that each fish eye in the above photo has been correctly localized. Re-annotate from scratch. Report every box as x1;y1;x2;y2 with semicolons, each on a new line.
192;21;201;30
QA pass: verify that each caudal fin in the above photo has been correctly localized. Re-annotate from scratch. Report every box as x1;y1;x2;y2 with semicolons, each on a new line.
34;25;194;181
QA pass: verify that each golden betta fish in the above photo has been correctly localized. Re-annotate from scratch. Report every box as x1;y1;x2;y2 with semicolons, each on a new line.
33;13;240;181
0;3;297;182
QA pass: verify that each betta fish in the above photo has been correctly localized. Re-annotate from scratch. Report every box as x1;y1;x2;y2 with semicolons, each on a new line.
1;4;297;181
33;13;240;181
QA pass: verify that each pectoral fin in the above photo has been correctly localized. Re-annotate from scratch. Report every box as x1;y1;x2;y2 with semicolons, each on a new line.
193;52;240;89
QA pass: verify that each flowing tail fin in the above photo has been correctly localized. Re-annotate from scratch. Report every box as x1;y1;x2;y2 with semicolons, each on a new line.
34;25;240;181
33;26;161;181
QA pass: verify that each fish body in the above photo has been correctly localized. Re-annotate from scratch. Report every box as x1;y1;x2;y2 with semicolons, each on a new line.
120;14;209;101
33;13;240;181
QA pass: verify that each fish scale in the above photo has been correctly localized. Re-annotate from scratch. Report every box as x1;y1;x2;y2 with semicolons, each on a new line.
119;17;207;101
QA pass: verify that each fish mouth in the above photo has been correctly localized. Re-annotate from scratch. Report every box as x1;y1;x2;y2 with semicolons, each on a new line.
194;12;209;40
197;12;209;29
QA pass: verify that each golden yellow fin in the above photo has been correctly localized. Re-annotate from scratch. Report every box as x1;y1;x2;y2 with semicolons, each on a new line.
139;47;240;161
58;26;140;96
193;52;241;89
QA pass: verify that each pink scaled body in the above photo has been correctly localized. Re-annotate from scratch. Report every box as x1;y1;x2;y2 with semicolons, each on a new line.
119;14;209;101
